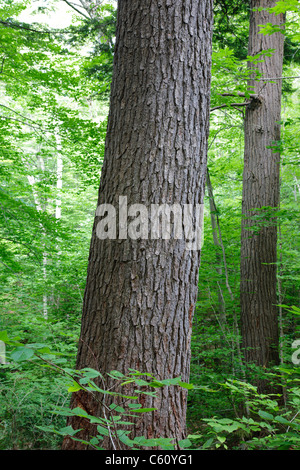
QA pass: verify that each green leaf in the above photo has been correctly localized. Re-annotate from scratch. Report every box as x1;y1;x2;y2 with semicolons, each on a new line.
10;346;35;362
80;368;103;378
178;381;194;390
157;377;182;386
187;434;203;440
37;425;81;437
68;382;83;393
117;431;135;447
36;347;52;354
0;331;9;343
136;391;157;397
130;407;157;413
89;437;100;446
202;437;214;449
128;403;142;409
134;378;151;386
258;410;274;420
112;420;134;426
109;403;125;413
274;416;291;425
108;370;125;378
59;426;81;436
88;416;107;425
178;438;192;448
70;407;89;417
96;425;110;437
133;436;174;448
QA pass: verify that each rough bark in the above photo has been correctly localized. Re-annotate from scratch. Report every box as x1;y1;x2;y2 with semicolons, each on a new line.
240;0;285;389
62;0;213;450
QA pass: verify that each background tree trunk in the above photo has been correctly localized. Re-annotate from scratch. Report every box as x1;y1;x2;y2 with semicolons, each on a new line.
240;0;285;390
206;169;226;325
62;0;213;450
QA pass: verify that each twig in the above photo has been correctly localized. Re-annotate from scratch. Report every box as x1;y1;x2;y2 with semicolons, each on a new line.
0;235;42;264
0;259;22;279
259;76;300;81
0;20;71;35
0;103;45;126
208;125;241;151
286;410;300;433
62;0;91;20
211;102;249;112
218;92;257;98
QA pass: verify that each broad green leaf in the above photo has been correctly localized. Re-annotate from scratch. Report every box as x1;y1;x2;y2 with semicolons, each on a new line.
89;416;107;425
96;425;110;436
274;416;291;425
117;431;135;447
70;407;89;417
187;434;203;440
10;346;35;362
58;426;81;436
258;410;274;420
134;390;157;397
80;368;103;378
178;381;194;390
202;437;214;449
89;437;100;446
108;370;125;378
178;438;192;448
130;407;157;413
109;403;125;413
37;425;81;437
0;331;9;343
134;378;151;386
68;382;83;393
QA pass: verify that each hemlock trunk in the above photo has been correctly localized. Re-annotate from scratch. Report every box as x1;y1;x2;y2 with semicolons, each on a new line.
62;0;213;449
240;0;285;388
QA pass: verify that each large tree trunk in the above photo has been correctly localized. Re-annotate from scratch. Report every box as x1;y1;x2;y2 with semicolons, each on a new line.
240;0;285;391
62;0;213;450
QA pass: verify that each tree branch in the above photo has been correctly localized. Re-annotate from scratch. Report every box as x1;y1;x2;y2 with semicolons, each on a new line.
210;102;249;113
0;103;43;125
0;20;48;33
208;125;241;150
61;0;91;20
259;76;300;81
218;92;259;99
0;19;73;34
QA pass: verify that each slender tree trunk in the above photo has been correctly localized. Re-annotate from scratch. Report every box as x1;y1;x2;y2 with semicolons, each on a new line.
240;0;285;391
54;129;63;312
206;169;226;324
207;169;248;397
55;134;63;223
62;0;213;450
26;154;48;319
